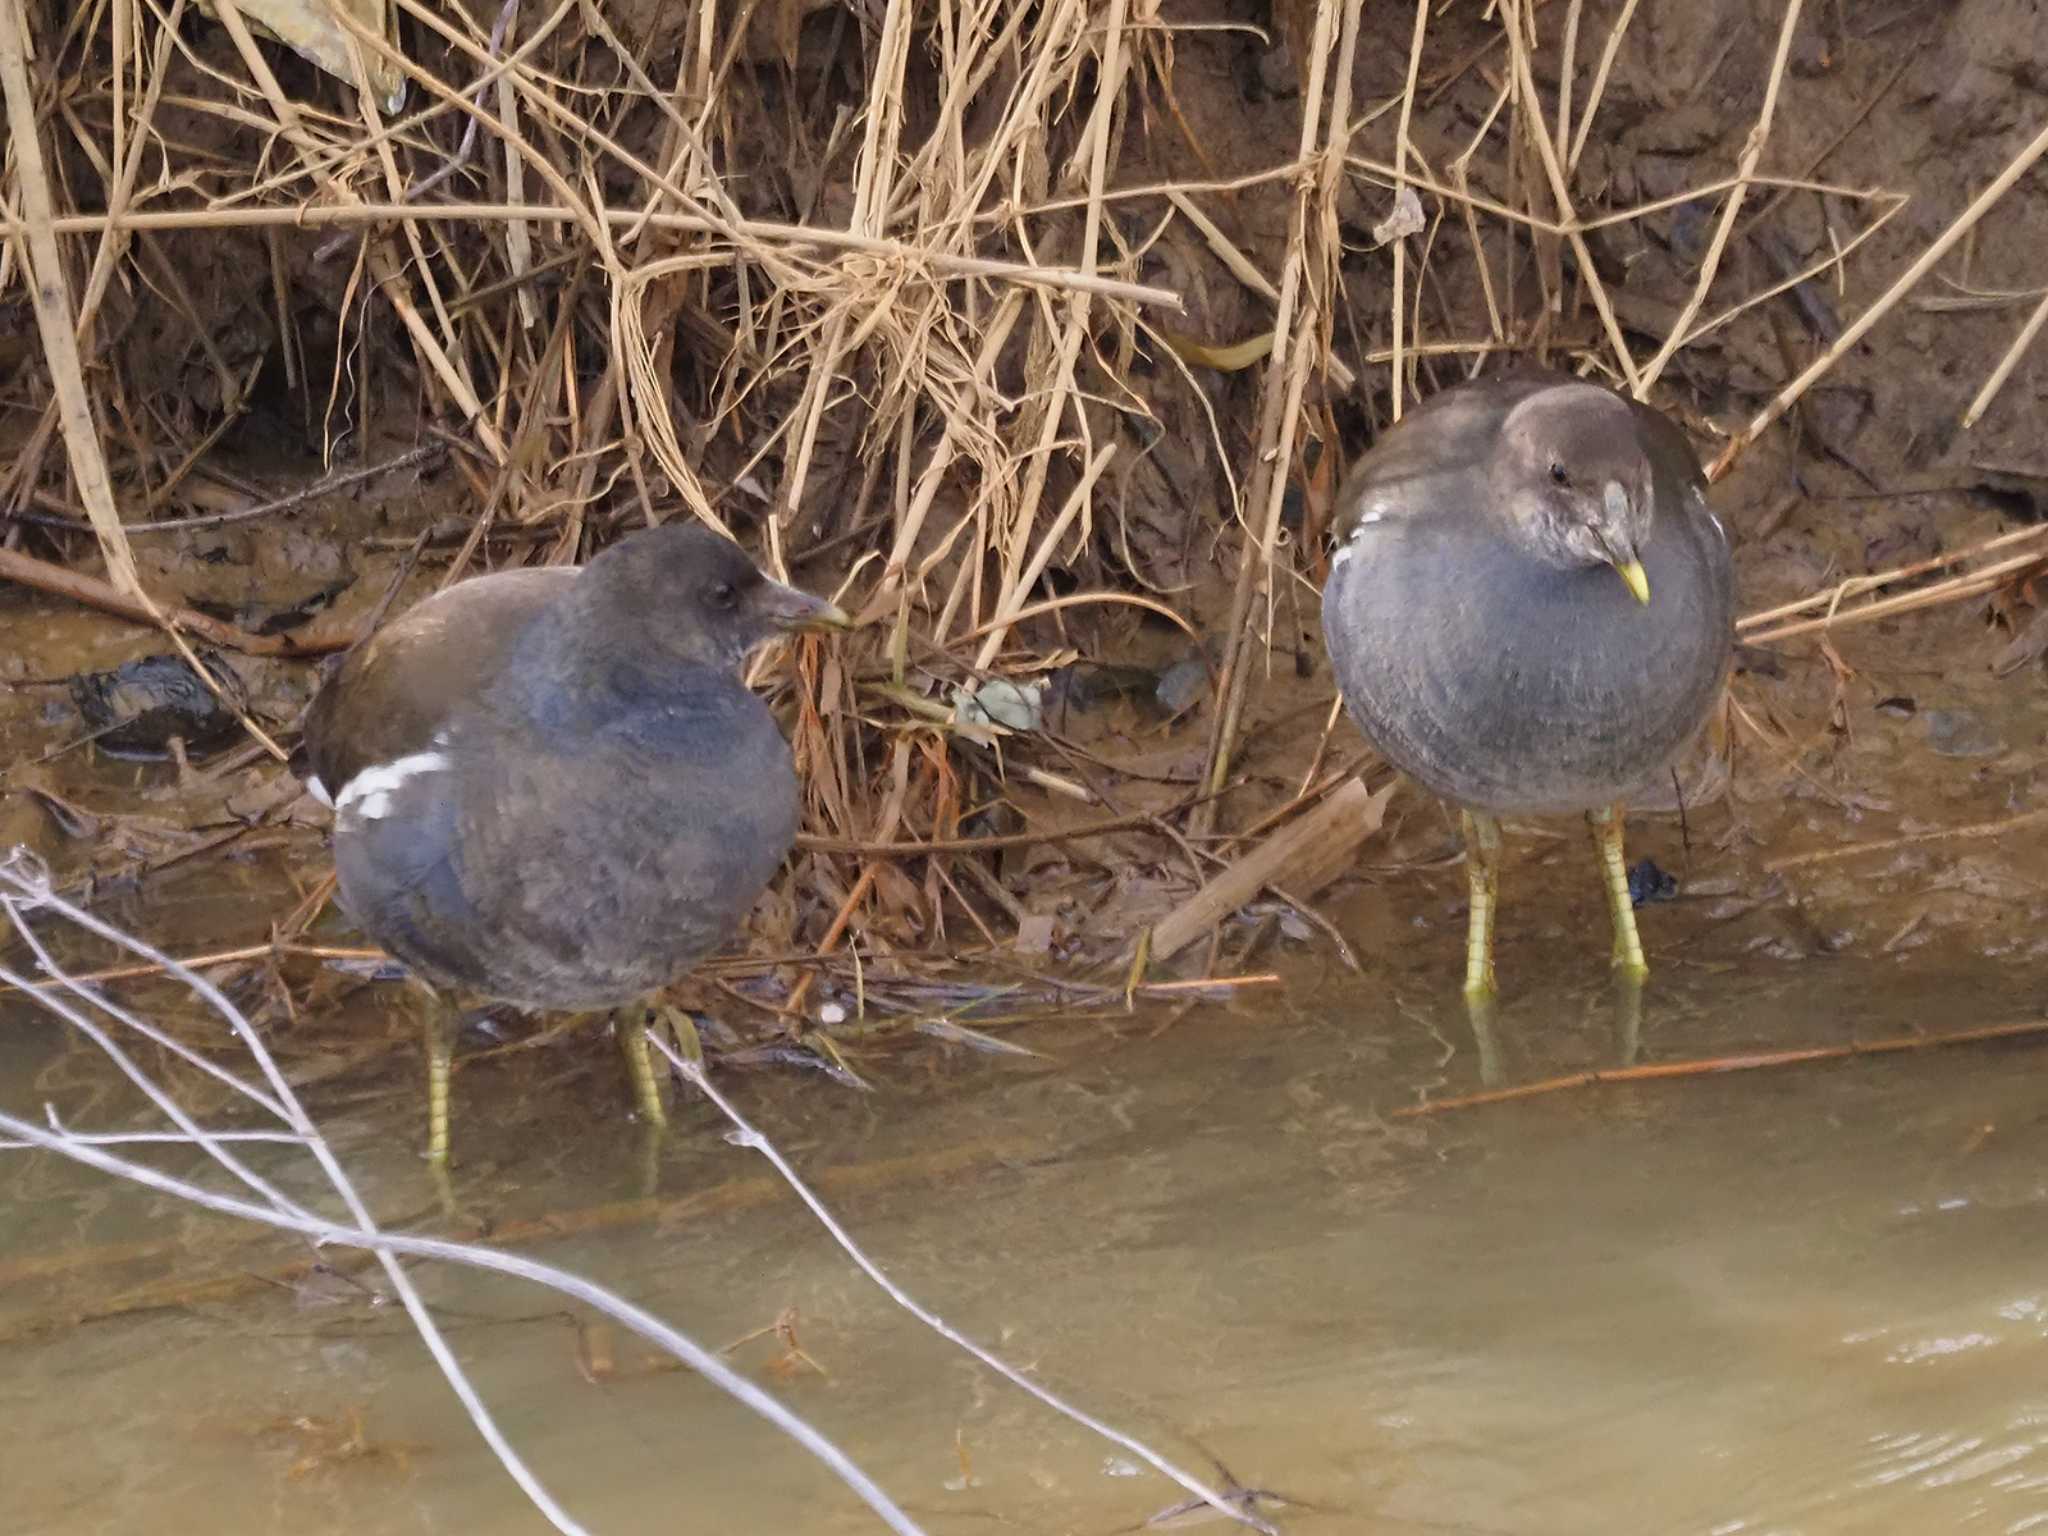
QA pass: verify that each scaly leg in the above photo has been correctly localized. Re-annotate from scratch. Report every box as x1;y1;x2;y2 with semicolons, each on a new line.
411;979;456;1168
1589;803;1649;980
616;1005;670;1130
1462;809;1503;1000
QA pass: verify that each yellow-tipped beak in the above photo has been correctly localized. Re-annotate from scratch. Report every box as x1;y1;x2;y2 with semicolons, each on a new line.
761;582;855;633
1614;558;1651;606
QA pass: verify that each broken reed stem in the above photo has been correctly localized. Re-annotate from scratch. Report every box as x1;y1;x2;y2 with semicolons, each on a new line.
1164;188;1357;391
0;203;1182;307
649;1034;1273;1536
1396;1018;2048;1117
1963;283;2048;428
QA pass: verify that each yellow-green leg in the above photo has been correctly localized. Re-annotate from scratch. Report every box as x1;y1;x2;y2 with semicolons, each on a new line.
408;980;456;1168
617;1005;670;1130
1462;809;1503;1000
1589;803;1650;980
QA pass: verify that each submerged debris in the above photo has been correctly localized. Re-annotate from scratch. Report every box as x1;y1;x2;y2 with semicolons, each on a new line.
67;652;247;760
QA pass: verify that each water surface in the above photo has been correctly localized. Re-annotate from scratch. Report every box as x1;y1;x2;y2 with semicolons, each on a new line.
4;882;2047;1536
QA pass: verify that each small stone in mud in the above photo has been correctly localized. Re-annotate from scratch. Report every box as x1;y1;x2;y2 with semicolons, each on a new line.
1627;858;1679;908
68;651;248;760
1923;707;2004;759
1155;654;1210;716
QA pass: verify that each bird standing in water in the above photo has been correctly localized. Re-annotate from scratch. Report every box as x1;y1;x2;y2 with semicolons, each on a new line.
1321;370;1734;1001
302;524;848;1164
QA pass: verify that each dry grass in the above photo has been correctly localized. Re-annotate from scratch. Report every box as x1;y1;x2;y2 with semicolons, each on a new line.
0;0;2039;984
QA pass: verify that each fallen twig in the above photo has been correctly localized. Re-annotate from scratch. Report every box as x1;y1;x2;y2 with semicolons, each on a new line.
1763;806;2048;874
1396;1018;2048;1117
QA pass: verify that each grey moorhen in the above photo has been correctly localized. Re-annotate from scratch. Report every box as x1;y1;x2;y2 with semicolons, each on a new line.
1321;368;1734;997
302;524;848;1163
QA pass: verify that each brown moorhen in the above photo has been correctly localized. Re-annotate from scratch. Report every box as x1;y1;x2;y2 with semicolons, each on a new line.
302;524;847;1162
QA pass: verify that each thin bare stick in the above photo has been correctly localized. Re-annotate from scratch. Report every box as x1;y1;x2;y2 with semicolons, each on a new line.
1764;806;2048;874
1395;1018;2048;1116
0;1111;930;1536
0;857;923;1536
647;1033;1273;1536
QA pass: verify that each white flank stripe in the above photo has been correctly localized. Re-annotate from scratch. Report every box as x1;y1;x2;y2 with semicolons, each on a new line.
304;776;333;809
335;750;450;822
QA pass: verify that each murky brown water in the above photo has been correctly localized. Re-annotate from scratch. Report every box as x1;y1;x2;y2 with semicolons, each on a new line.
5;859;2048;1536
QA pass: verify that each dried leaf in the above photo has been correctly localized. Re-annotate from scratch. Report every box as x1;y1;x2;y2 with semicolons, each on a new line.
198;0;406;113
1372;187;1426;248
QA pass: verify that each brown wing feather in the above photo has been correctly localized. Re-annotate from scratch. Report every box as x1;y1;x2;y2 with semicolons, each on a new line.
302;568;577;796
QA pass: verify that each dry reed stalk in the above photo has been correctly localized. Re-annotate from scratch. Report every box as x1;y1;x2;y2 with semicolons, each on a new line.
1633;0;1803;396
0;0;141;595
1195;0;1358;830
1962;284;2048;428
0;0;2009;973
1566;0;1640;171
1388;0;1432;415
1741;551;2043;647
970;0;1130;673
1709;112;2048;481
1496;0;1636;390
1738;523;2048;641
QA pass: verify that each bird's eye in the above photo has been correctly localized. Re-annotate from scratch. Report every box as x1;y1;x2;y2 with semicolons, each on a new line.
1548;462;1570;487
708;580;737;607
